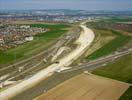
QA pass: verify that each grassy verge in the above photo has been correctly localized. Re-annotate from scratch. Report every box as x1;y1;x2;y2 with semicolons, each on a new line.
119;86;132;100
92;54;132;83
0;24;70;64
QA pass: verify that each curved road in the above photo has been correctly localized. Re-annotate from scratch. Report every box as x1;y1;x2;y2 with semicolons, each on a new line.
0;22;95;100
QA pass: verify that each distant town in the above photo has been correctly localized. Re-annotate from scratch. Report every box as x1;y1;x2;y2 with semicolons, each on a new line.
0;10;132;51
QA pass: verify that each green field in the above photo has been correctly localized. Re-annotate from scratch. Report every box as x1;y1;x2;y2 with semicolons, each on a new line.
92;54;132;83
30;24;70;29
105;17;132;23
119;86;132;100
0;24;70;64
86;35;131;60
86;22;132;60
87;19;132;33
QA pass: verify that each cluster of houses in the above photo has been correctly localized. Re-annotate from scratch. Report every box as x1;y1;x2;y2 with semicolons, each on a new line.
0;24;47;50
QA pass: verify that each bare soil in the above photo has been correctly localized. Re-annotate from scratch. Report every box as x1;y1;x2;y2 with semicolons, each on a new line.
35;74;130;100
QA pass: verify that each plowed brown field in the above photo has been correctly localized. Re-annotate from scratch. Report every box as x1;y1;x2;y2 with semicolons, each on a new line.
35;73;130;100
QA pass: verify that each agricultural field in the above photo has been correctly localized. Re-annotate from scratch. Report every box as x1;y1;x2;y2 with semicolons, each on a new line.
119;86;132;100
84;28;116;57
92;54;132;99
86;19;132;99
92;54;132;83
0;24;70;64
35;74;129;100
86;21;132;60
104;17;132;23
86;35;131;60
88;17;132;34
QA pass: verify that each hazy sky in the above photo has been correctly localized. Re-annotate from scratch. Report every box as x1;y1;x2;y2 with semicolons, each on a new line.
0;0;132;11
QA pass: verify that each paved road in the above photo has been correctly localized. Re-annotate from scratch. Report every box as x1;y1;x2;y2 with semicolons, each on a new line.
0;22;95;100
60;49;132;73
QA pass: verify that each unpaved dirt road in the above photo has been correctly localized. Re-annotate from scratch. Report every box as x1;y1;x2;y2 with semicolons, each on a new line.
35;74;130;100
0;22;95;100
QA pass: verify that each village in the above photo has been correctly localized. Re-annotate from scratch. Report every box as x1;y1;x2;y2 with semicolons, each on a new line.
0;23;47;50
